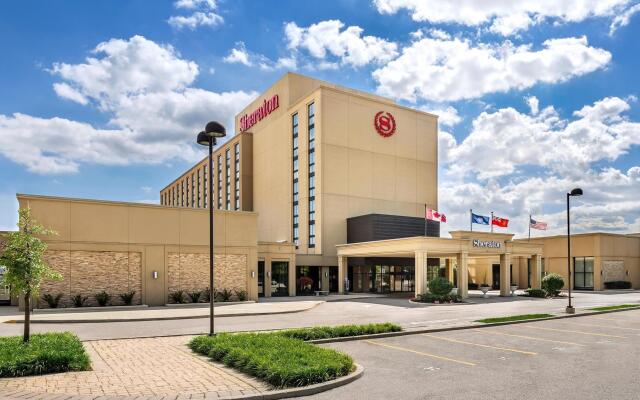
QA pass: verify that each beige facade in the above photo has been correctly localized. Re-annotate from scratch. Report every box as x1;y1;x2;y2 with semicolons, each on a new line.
11;194;294;307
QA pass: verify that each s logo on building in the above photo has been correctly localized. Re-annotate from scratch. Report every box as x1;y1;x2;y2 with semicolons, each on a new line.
374;111;396;137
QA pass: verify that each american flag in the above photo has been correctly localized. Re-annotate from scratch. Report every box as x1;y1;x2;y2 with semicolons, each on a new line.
530;218;548;230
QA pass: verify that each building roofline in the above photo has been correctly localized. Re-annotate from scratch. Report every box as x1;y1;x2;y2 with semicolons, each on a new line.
514;231;640;241
15;193;258;216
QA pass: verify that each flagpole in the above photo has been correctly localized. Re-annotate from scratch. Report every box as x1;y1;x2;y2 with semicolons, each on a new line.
470;209;473;232
491;211;494;233
528;214;531;242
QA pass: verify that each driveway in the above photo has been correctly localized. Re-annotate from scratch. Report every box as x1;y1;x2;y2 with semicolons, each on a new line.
302;308;640;400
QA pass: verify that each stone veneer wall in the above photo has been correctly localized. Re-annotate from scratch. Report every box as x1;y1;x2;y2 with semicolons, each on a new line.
167;253;247;300
40;250;142;308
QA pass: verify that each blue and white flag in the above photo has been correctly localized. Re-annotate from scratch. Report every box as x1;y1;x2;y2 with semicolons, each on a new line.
471;212;490;225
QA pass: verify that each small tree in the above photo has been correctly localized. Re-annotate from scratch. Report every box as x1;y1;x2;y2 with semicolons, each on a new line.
542;273;564;297
0;208;60;342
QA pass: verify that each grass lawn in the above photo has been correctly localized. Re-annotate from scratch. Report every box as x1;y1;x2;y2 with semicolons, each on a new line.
476;314;554;324
0;332;91;377
277;322;401;341
589;304;640;311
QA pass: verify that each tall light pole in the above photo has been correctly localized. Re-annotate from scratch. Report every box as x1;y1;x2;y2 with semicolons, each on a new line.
197;121;226;335
566;187;583;314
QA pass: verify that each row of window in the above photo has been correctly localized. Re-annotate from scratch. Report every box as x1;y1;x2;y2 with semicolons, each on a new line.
161;144;241;211
291;103;317;248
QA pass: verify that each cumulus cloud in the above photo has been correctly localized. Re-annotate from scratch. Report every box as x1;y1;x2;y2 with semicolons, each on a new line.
373;36;611;102
223;42;253;66
223;42;297;71
610;3;640;35
424;105;461;127
284;20;398;67
373;0;634;36
168;0;223;29
437;96;640;235
0;35;256;174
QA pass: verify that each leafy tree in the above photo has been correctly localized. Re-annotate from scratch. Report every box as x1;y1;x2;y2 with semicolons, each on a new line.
0;208;60;342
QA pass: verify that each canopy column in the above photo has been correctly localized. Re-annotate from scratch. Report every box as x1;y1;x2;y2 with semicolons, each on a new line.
500;253;512;296
531;254;542;289
456;252;468;299
414;251;428;297
338;256;347;294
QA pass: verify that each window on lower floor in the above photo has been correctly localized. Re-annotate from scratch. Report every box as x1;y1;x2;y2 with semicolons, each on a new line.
574;257;594;289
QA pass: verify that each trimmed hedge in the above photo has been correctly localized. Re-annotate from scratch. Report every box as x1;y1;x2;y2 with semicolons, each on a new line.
542;273;564;297
277;323;401;341
0;333;91;377
190;333;353;388
524;288;547;298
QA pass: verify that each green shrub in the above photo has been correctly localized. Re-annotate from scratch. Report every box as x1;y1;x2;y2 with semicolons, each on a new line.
94;291;110;307
42;293;63;308
201;287;211;302
542;273;564;297
189;291;202;303
428;277;454;296
119;290;136;306
189;333;353;388
524;288;547;298
71;294;88;308
278;323;401;341
169;290;186;304
468;282;479;290
417;292;462;303
0;333;91;377
604;281;632;289
216;288;233;302
234;289;247;301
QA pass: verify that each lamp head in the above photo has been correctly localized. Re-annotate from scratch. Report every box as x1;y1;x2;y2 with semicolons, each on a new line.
569;188;583;197
196;131;210;146
205;121;226;138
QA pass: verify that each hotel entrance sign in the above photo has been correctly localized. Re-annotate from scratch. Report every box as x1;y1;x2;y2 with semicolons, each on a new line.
473;239;502;248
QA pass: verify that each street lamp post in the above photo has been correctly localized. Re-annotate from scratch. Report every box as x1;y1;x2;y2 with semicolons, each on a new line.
566;187;583;314
197;121;226;335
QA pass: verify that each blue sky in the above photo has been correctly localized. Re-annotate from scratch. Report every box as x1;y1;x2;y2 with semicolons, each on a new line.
1;0;639;237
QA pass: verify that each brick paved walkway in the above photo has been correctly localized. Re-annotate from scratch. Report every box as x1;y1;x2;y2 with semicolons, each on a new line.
0;336;271;399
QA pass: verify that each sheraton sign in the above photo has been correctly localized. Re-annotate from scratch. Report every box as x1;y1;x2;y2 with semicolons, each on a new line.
239;94;279;132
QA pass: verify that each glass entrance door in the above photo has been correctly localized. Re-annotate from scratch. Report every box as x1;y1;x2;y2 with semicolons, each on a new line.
257;261;265;297
271;261;289;297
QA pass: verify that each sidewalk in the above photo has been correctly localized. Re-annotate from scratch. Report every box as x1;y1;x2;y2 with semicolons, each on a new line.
3;301;322;324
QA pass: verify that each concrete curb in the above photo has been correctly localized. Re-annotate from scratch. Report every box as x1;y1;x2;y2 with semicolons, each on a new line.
33;305;150;314
219;364;364;400
309;305;640;344
7;305;320;324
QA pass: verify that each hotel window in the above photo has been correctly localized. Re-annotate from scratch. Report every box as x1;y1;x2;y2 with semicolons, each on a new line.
308;102;315;248
181;180;185;207
574;257;594;290
190;173;195;207
197;168;201;208
292;113;299;247
234;143;240;210
225;149;231;210
217;155;223;209
203;165;208;208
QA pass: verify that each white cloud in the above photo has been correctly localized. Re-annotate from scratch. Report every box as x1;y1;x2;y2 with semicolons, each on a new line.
223;42;252;66
168;0;223;29
53;83;88;105
525;95;539;115
284;20;398;67
442;96;640;180
373;36;611;102
0;36;256;174
425;105;461;127
610;3;640;34
373;0;634;36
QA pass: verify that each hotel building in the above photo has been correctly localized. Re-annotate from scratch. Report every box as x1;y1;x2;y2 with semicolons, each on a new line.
1;73;638;308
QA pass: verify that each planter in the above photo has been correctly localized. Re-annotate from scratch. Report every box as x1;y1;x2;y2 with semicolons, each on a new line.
450;288;458;296
480;285;490;298
510;285;518;297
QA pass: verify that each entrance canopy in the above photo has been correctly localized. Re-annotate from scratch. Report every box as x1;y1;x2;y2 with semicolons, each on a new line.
336;231;543;298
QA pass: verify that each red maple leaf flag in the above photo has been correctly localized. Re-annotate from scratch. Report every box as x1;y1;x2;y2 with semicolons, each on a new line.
425;207;447;223
491;215;509;228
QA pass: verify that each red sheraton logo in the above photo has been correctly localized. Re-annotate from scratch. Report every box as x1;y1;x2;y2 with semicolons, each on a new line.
374;111;396;137
239;94;279;132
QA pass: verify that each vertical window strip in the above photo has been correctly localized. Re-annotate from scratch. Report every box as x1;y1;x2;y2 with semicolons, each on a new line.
204;165;208;208
217;155;223;209
234;143;240;210
308;102;315;248
225;149;231;210
292;113;299;247
191;173;195;207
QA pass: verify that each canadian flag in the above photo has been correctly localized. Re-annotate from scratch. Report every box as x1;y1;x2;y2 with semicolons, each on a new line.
425;207;447;223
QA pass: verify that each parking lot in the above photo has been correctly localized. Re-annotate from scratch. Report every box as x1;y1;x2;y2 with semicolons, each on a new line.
304;309;640;400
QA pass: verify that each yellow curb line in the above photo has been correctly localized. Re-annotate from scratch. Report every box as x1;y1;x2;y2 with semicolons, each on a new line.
476;330;588;347
528;326;626;338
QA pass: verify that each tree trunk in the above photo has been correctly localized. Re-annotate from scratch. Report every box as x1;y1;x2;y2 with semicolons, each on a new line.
23;293;30;343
